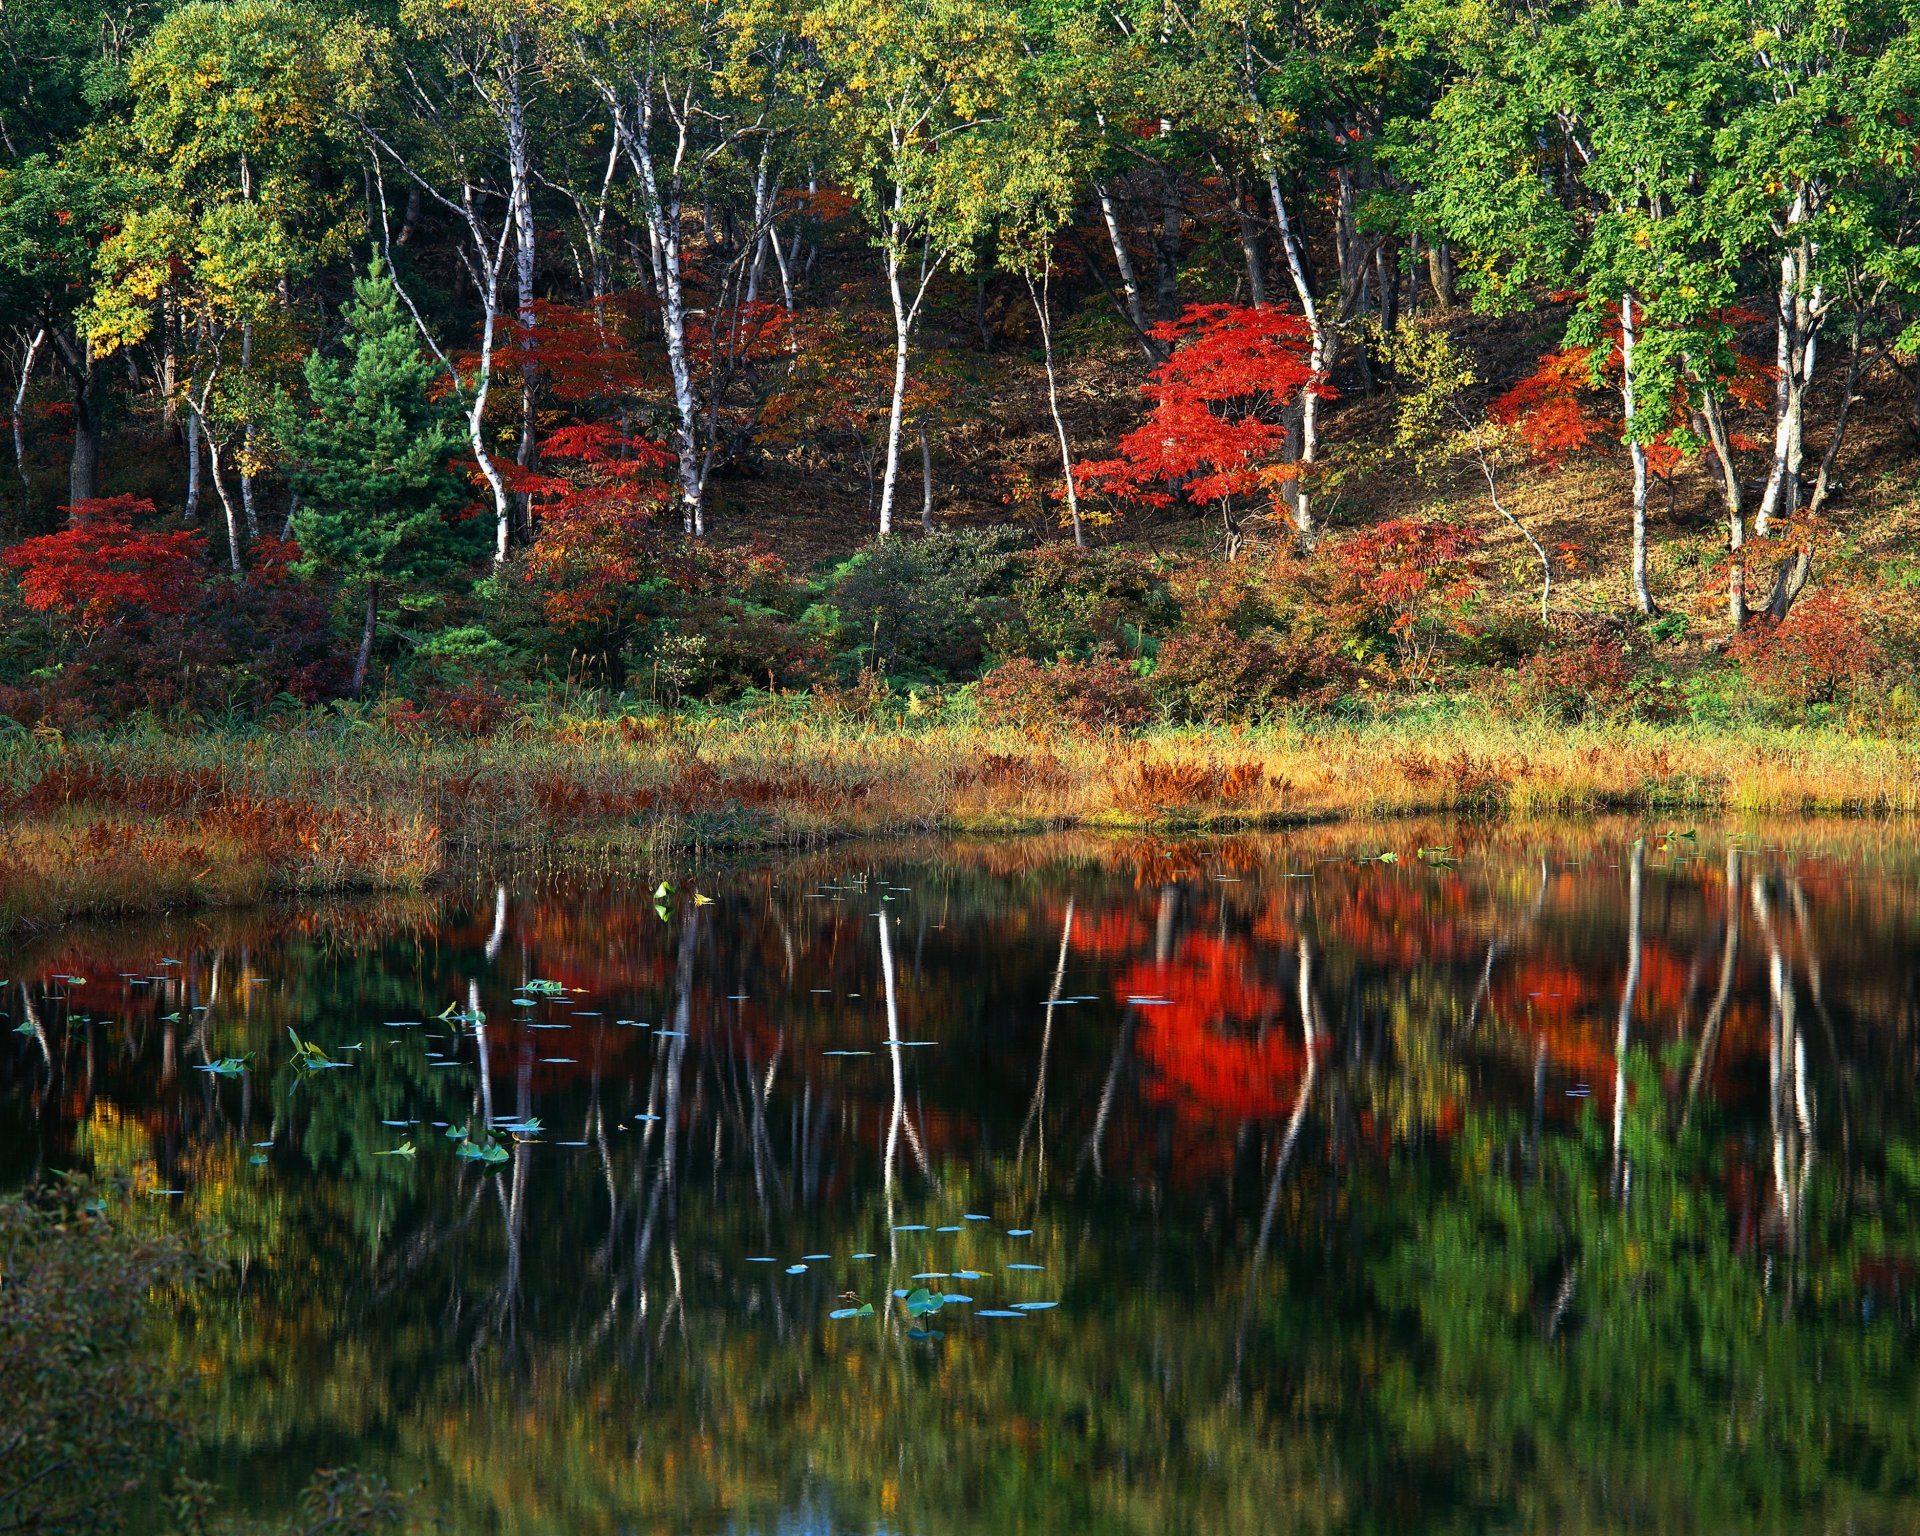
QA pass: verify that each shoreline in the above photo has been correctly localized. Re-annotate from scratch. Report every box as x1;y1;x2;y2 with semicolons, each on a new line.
3;717;1916;931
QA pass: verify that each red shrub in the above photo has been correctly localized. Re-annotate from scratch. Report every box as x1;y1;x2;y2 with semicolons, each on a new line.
975;650;1153;731
3;497;206;635
1730;591;1883;709
1516;629;1636;720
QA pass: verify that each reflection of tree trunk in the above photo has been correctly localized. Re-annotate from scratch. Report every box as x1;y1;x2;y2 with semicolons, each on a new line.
1018;898;1075;1173
1752;875;1812;1252
484;882;508;963
1231;925;1321;1395
1684;847;1741;1124
1788;876;1851;1173
471;979;494;1131
1464;858;1548;1040
1612;838;1644;1198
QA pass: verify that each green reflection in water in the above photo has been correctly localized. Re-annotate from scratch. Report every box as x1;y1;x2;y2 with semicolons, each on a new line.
3;823;1919;1534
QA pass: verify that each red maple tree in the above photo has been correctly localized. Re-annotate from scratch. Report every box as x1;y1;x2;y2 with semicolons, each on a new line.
3;497;207;637
1076;304;1327;515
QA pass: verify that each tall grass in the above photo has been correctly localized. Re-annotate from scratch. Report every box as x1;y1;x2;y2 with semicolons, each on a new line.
2;709;1914;928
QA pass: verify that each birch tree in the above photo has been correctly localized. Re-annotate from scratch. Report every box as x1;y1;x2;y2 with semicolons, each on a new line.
806;0;1016;537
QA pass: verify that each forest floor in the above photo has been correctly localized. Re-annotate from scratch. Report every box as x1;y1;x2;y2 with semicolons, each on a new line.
3;713;1915;931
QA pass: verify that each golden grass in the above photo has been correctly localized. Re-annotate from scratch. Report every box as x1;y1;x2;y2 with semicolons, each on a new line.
1;714;1913;929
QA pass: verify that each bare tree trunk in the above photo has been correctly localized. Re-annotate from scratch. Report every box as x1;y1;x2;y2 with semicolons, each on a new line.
1696;388;1744;628
1756;233;1822;535
1426;240;1456;309
617;99;706;537
1093;179;1156;361
1256;131;1329;539
11;326;42;483
1149;158;1183;324
1027;267;1082;547
239;321;260;539
206;430;243;573
352;583;379;698
918;419;933;531
879;237;913;538
183;401;203;524
65;342;102;506
1807;315;1867;517
507;34;539;548
1232;178;1268;307
1620;292;1657;616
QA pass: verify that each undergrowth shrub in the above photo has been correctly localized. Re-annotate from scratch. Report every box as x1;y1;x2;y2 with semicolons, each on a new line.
1514;625;1637;721
825;525;1026;683
990;544;1175;661
975;649;1152;731
1150;628;1326;722
1729;591;1885;712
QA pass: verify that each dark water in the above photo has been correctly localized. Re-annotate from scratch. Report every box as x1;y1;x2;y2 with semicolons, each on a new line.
5;823;1920;1535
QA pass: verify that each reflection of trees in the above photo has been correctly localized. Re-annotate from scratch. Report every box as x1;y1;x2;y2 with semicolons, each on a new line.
5;826;1920;1533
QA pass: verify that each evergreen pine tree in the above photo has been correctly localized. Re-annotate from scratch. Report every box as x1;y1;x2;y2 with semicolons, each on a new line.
288;256;481;696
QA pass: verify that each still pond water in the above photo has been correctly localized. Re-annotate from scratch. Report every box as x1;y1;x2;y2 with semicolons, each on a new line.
5;822;1920;1535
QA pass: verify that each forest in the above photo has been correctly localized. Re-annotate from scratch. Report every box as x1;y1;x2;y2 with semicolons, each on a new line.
3;0;1919;807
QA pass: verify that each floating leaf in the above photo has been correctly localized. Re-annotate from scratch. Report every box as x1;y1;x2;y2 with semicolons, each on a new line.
1006;1229;1033;1237
785;1264;808;1275
976;1310;1025;1319
1011;1301;1059;1311
377;1141;416;1158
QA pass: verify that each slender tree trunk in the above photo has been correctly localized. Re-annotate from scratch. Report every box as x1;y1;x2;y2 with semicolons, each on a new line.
1426;240;1456;308
206;432;243;573
1094;180;1156;361
352;583;379;698
11;326;43;483
1620;292;1656;616
1257;134;1329;538
239;321;259;539
620;105;705;536
878;236;914;538
1028;268;1082;547
1757;236;1819;535
507;37;539;548
68;350;102;506
918;419;933;531
183;401;203;524
1807;316;1866;517
1696;388;1744;628
1232;179;1268;307
1150;159;1183;324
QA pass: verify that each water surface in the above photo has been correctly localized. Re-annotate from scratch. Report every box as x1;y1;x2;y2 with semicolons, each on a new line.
5;823;1919;1534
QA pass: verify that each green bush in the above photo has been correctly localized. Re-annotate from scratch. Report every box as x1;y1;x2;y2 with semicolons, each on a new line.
825;525;1027;684
989;544;1175;662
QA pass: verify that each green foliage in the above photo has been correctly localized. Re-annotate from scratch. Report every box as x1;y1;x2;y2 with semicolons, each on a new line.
0;1177;198;1533
825;525;1027;683
287;257;480;597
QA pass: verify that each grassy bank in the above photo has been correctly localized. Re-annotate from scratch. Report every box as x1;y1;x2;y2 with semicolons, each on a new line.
2;708;1915;930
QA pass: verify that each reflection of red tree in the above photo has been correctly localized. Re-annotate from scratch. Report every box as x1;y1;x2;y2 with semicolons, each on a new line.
1121;934;1303;1122
1069;907;1153;958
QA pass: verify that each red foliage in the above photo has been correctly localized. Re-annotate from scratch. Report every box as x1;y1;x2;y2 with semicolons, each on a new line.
1121;933;1305;1123
1330;518;1483;662
3;497;206;634
1729;589;1883;707
1077;304;1327;509
974;650;1153;731
1490;348;1608;466
521;422;676;635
